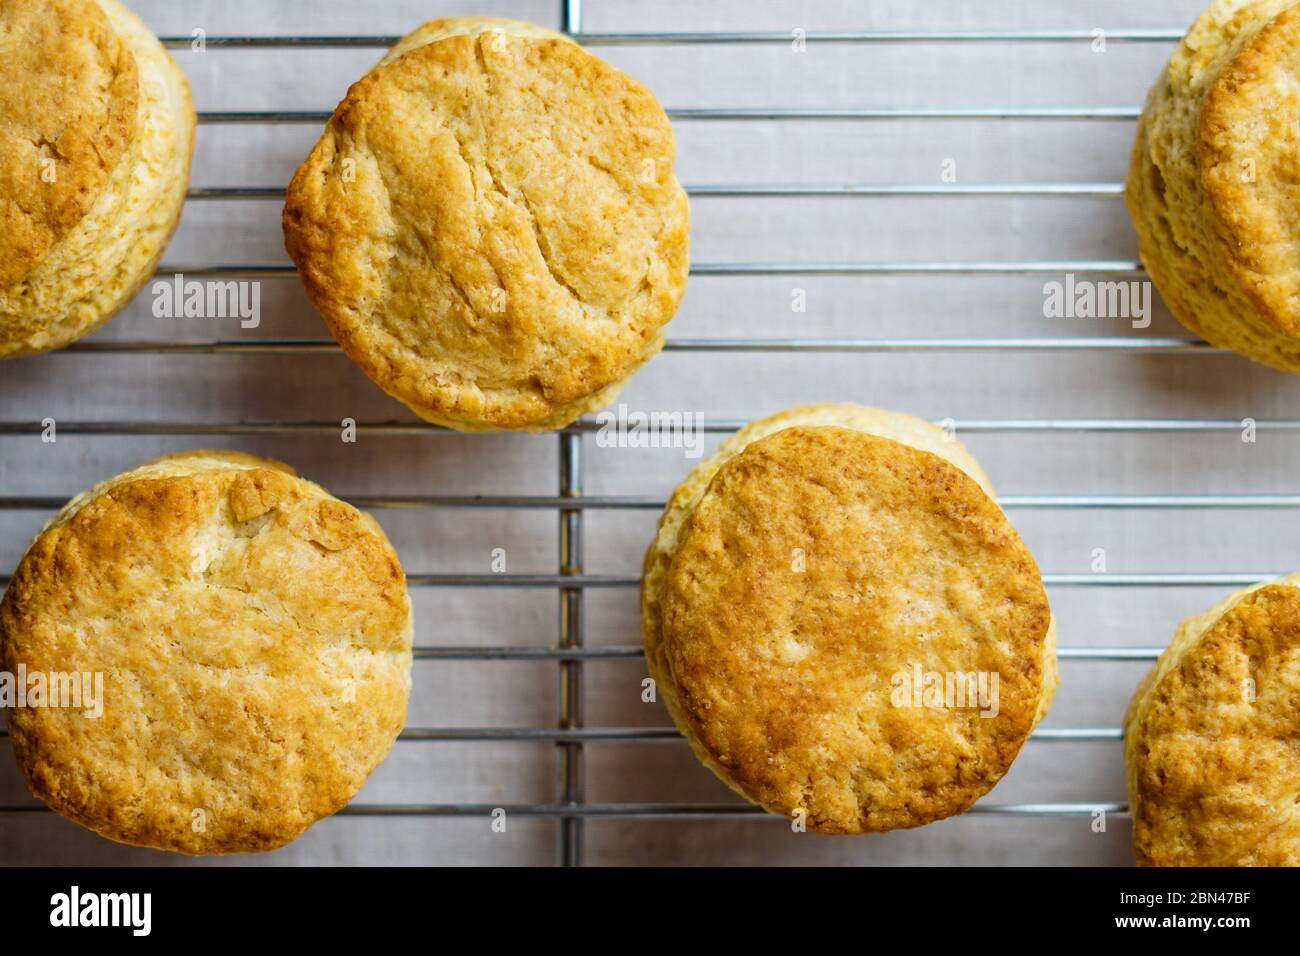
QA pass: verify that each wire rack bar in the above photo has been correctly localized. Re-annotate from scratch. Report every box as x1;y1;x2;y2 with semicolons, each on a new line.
1058;647;1162;660
148;261;1146;277
557;432;585;865
329;572;1299;588
686;106;1143;122
338;801;1128;818
413;646;647;661
58;337;1213;356
697;261;1144;275
196;107;1143;124
9;494;1300;511
418;644;1161;662
566;30;1179;45
0;644;1163;664
412;644;1161;662
186;183;1127;200
666;337;1201;351
0;418;1276;436
0;572;1279;589
397;572;1279;588
412;726;1126;743
0;725;1123;743
428;646;1156;662
349;801;1129;817
159;31;1182;49
565;0;583;35
396;726;1126;743
0;801;1129;818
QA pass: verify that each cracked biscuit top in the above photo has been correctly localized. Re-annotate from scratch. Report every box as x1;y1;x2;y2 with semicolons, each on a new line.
283;17;690;431
0;0;139;289
1125;576;1300;866
0;451;413;854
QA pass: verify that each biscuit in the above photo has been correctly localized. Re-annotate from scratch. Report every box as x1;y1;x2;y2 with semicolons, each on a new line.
1124;575;1300;866
0;451;413;854
641;404;1057;833
1127;0;1300;371
283;17;690;431
0;0;195;357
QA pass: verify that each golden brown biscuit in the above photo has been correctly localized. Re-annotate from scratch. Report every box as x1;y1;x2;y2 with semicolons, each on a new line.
642;404;1057;833
0;0;195;357
283;17;690;431
1126;0;1300;371
1124;575;1300;866
0;451;413;854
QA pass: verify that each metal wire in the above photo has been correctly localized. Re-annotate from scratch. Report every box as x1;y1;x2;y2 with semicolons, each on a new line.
0;418;1282;435
9;493;1300;510
0;725;1125;743
0;801;1131;818
196;107;1144;123
557;432;585;864
158;30;1183;48
0;4;1221;863
60;336;1215;354
137;261;1148;277
188;183;1129;200
0;569;1279;590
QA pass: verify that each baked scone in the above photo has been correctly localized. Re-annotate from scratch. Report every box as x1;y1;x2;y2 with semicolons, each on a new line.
0;451;413;854
283;17;690;431
641;404;1058;833
0;0;194;357
1127;0;1300;371
1124;575;1300;866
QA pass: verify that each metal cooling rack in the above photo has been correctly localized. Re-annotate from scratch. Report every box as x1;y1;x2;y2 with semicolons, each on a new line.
0;1;1279;866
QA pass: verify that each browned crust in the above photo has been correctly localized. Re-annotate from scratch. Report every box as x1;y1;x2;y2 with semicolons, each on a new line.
282;18;689;431
1126;0;1300;370
1126;582;1300;866
1199;3;1300;338
0;452;413;854
646;422;1051;833
0;0;139;287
